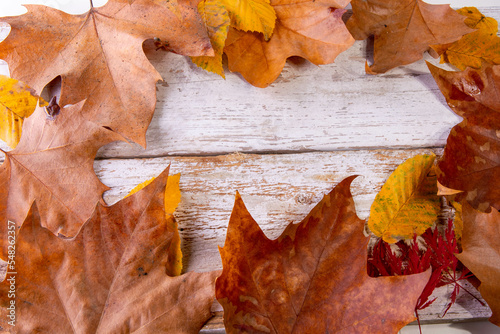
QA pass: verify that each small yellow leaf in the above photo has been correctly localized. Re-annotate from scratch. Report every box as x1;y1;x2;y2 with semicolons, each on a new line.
191;0;231;77
451;201;463;239
221;0;276;40
433;7;500;70
126;172;183;275
126;173;182;215
0;75;45;148
164;172;181;214
368;154;441;243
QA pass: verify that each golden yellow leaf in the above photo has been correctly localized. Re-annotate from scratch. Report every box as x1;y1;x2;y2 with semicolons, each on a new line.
191;0;231;77
434;7;500;70
0;75;45;148
451;201;463;240
221;0;276;40
368;154;441;243
126;172;183;275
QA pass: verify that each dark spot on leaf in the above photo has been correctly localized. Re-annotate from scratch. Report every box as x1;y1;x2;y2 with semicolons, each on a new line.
137;267;148;277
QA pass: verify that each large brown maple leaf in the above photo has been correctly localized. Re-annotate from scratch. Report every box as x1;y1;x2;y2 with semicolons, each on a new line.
0;101;122;260
216;176;430;333
456;203;500;326
428;62;500;212
223;0;355;88
0;167;218;333
0;0;213;146
346;0;473;74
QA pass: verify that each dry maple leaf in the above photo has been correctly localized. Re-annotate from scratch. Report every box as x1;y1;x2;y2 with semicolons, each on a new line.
0;100;123;260
216;176;430;333
428;62;500;212
346;0;473;74
0;0;213;146
456;202;500;326
223;0;355;87
0;167;219;333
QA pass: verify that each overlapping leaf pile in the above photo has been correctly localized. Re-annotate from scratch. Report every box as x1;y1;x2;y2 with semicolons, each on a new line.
0;0;498;332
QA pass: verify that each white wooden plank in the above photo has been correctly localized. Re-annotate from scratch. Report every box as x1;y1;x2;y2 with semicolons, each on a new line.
96;43;460;157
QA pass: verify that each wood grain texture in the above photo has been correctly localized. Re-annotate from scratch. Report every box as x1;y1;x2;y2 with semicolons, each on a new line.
90;7;499;158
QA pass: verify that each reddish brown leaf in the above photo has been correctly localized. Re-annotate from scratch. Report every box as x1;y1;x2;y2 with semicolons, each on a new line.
0;0;213;145
456;203;500;326
0;167;218;333
428;62;500;212
0;100;122;260
216;176;430;333
223;0;354;88
347;0;473;74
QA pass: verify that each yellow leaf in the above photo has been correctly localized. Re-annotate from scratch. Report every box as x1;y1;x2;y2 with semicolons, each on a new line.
368;154;441;243
164;172;182;214
191;0;230;77
221;0;276;40
0;75;45;148
126;173;182;214
435;7;500;70
126;172;183;275
451;201;463;240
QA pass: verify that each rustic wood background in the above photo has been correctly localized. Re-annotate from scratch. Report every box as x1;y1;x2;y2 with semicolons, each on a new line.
1;1;499;332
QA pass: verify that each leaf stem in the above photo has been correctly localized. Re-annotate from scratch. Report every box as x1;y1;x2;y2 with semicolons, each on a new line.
90;0;94;8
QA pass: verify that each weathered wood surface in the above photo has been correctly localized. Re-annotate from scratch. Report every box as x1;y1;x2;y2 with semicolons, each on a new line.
0;7;498;157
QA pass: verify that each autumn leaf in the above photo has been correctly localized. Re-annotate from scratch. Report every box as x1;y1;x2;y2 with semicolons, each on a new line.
191;0;231;77
428;62;500;212
456;202;500;326
223;0;354;87
0;75;46;148
0;100;123;260
431;7;500;70
216;176;430;333
346;0;473;74
0;0;213;146
368;154;441;243
451;201;463;239
125;172;183;275
0;167;219;333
